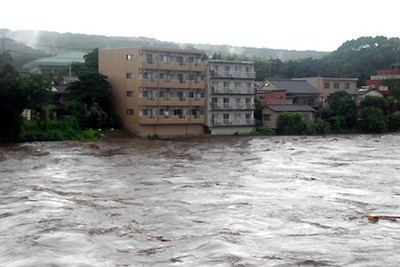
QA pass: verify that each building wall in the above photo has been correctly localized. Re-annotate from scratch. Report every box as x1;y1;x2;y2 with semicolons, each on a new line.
99;47;206;137
295;77;358;102
206;60;256;135
257;90;287;106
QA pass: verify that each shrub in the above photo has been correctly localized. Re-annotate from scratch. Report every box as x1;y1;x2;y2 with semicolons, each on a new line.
357;106;388;133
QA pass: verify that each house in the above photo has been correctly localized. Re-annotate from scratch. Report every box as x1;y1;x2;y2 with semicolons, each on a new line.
98;47;206;138
205;60;256;135
262;104;316;129
256;79;322;109
256;80;286;106
353;86;384;105
366;65;400;95
293;77;358;103
23;52;86;75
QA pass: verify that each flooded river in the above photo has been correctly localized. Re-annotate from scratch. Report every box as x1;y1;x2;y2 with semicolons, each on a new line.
0;134;399;267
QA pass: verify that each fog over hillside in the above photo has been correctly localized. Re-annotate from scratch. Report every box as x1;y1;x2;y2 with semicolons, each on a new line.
1;28;329;62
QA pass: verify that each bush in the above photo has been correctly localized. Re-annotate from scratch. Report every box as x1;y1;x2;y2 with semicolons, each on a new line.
357;106;388;133
389;111;400;131
19;116;103;142
314;118;331;134
250;126;275;136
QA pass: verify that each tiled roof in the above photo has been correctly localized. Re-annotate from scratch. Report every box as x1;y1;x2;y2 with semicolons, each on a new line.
268;80;321;95
266;104;316;112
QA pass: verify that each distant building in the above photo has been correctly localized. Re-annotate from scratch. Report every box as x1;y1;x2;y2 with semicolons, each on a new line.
259;80;322;109
366;65;400;95
23;52;86;75
205;60;256;135
293;77;358;103
99;47;206;138
262;104;316;129
353;86;384;105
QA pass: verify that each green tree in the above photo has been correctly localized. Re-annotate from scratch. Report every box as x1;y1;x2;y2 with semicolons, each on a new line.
358;106;388;133
328;91;358;131
66;73;113;128
389;111;400;131
70;48;99;76
22;73;53;119
0;62;27;142
0;51;13;64
277;112;315;135
359;95;389;115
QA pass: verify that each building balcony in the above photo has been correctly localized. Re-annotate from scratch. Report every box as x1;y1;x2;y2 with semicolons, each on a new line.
211;119;255;127
212;87;254;95
139;97;205;107
138;115;205;125
211;71;256;79
140;60;206;72
151;79;205;89
212;103;255;110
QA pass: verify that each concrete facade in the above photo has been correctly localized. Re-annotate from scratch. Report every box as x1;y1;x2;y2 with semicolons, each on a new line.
99;47;206;138
293;77;358;103
205;60;255;135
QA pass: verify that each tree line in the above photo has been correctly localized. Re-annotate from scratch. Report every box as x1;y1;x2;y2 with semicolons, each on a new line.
0;49;113;142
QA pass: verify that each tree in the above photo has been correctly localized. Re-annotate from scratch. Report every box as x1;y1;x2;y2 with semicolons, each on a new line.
358;106;388;133
22;73;53;119
359;95;388;115
277;112;315;135
70;48;99;76
0;62;27;141
66;73;113;128
328;91;358;131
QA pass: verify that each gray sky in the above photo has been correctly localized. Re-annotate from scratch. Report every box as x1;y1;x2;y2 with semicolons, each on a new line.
2;0;399;52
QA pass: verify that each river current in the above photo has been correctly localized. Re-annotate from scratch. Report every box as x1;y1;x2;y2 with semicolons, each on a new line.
0;134;399;267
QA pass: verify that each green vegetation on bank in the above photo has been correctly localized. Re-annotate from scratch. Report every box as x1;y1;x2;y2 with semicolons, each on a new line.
0;48;113;143
20;117;103;142
252;92;399;136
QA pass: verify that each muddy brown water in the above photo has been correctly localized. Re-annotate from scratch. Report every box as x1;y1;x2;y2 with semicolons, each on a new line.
0;134;399;266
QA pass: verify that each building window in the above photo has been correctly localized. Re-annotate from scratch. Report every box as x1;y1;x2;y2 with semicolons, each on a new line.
334;82;339;89
126;109;133;115
126;73;133;79
176;55;184;65
263;114;271;121
126;54;133;61
324;82;330;89
345;82;350;89
126;91;133;97
146;54;153;63
224;66;230;76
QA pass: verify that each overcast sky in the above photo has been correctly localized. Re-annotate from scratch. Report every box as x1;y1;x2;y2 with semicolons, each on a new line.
2;0;399;52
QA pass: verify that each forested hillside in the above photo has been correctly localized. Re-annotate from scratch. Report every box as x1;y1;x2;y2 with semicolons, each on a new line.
0;28;328;69
1;29;400;87
254;36;400;85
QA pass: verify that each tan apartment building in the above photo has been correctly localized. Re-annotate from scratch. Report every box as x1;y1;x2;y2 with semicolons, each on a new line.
293;77;358;103
205;60;255;135
99;47;206;138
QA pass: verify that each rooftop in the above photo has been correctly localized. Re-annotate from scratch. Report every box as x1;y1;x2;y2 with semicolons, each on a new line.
23;52;86;69
266;80;321;95
266;104;316;112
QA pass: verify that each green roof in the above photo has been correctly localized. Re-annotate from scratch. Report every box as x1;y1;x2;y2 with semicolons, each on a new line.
23;52;86;69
